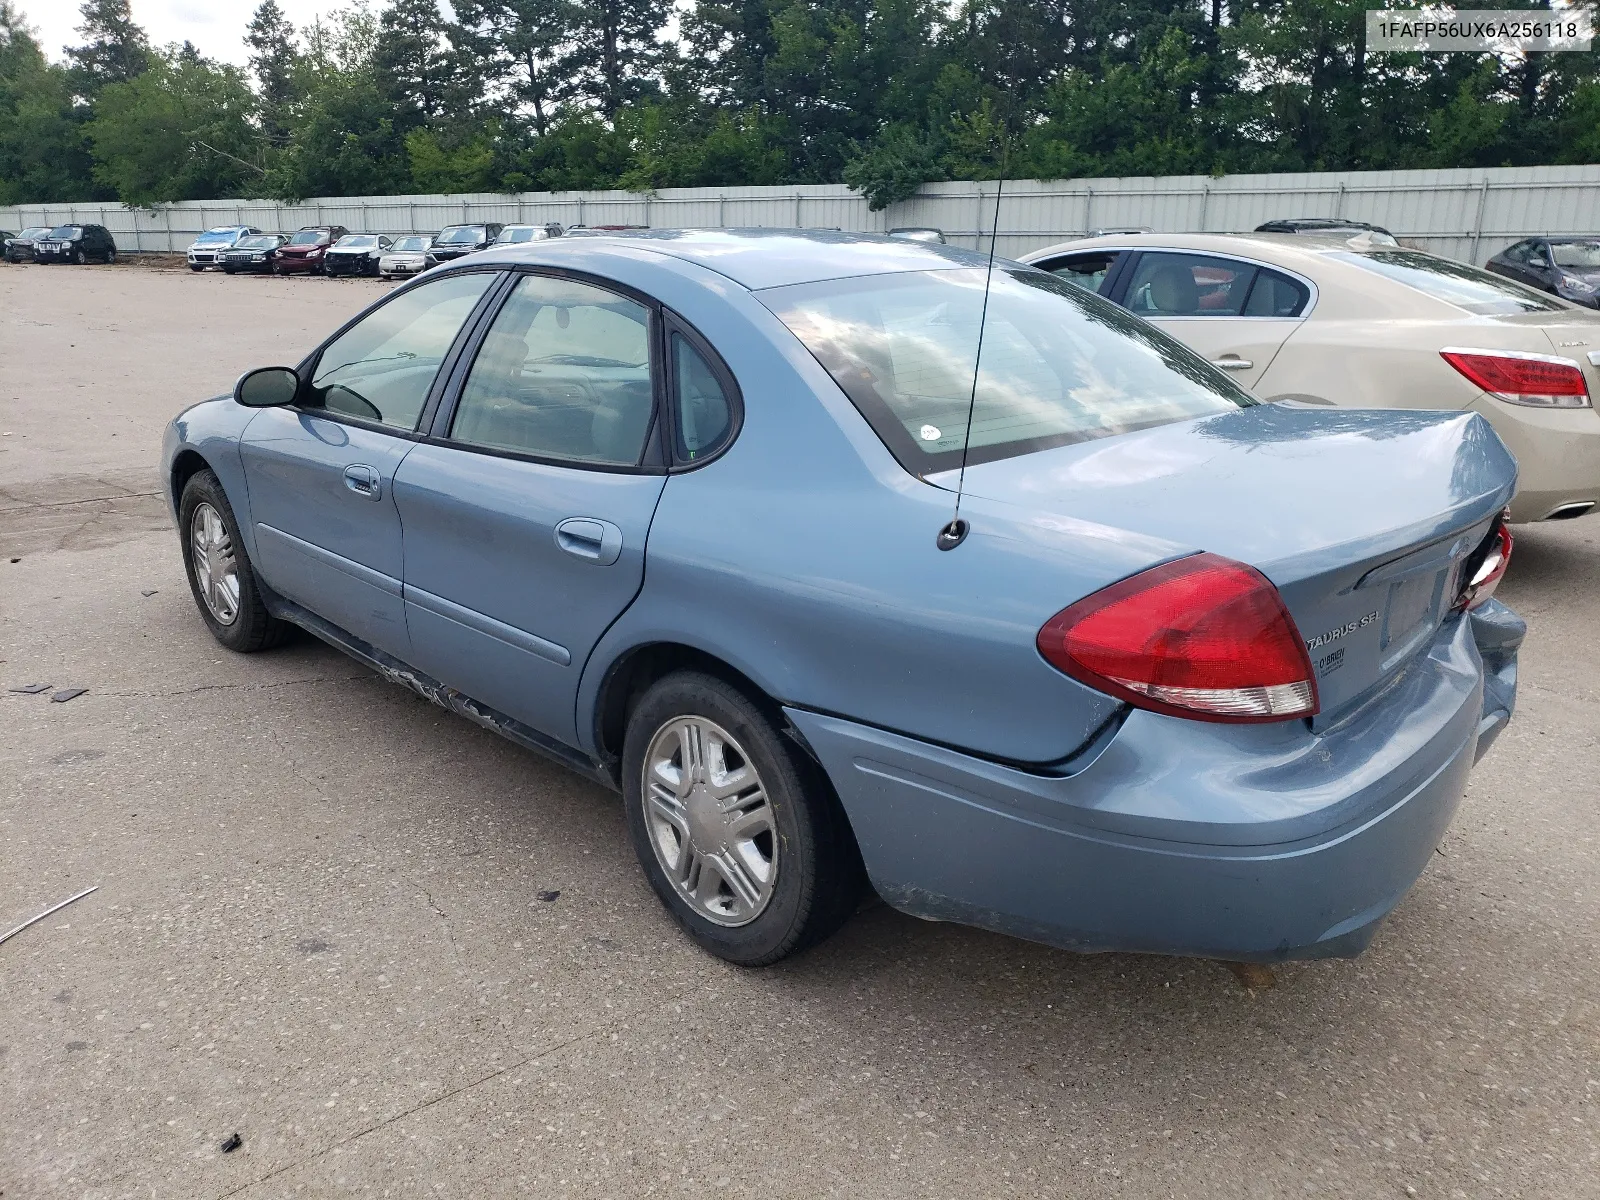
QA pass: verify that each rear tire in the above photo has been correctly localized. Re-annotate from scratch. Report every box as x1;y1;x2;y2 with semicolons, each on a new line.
621;671;864;966
105;248;116;264
178;469;291;653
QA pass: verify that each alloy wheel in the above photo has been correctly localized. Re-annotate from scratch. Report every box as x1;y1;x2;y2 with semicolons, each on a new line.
642;716;778;927
189;502;241;626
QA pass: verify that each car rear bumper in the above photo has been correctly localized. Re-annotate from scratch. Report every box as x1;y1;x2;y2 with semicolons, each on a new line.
1473;395;1600;521
787;601;1522;962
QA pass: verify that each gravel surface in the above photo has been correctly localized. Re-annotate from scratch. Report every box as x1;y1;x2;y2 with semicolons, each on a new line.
2;261;1598;1199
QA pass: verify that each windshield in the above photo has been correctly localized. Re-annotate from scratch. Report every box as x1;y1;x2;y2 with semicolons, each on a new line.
495;227;543;243
392;236;428;252
337;235;378;249
237;236;278;249
1551;240;1600;269
289;230;327;245
195;230;237;246
20;227;50;238
1336;250;1566;315
436;225;485;245
47;226;81;239
764;267;1254;473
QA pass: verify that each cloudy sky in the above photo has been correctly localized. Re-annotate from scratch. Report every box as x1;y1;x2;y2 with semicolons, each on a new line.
13;0;351;65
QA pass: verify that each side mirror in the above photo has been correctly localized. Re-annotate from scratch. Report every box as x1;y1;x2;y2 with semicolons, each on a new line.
235;366;300;408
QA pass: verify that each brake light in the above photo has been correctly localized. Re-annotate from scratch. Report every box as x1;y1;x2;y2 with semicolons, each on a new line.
1457;524;1512;611
1440;348;1591;408
1037;554;1319;723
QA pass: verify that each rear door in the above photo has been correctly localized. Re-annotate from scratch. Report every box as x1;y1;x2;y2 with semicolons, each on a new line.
1109;250;1310;389
239;269;503;659
393;271;677;746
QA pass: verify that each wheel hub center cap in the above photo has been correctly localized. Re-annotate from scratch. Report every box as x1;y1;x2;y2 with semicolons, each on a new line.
683;781;726;854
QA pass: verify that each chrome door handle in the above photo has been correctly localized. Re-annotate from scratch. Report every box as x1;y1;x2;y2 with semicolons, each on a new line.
555;517;623;565
1211;356;1253;371
342;463;382;501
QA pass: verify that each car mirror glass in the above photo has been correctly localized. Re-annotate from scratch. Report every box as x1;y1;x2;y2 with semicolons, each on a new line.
235;366;300;408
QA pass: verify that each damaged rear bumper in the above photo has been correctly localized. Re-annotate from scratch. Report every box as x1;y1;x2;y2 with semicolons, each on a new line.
787;601;1524;963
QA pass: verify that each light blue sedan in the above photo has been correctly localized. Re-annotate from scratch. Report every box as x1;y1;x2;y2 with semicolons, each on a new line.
162;230;1524;966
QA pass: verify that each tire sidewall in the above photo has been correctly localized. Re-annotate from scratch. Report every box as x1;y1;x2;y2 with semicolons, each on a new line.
178;471;269;652
622;674;822;965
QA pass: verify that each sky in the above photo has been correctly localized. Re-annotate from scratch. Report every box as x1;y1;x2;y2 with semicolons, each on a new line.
12;0;351;66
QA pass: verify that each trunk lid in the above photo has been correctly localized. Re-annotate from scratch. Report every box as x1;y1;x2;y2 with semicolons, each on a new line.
939;404;1516;723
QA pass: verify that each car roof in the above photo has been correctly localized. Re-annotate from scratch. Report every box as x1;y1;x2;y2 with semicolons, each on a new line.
1020;230;1398;269
475;228;993;290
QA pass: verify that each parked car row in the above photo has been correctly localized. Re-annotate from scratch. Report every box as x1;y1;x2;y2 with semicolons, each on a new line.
181;221;566;280
3;223;118;263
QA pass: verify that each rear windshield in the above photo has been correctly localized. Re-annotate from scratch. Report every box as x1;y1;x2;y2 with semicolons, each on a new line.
1551;240;1600;269
437;225;485;245
289;230;328;245
194;230;236;246
764;267;1254;473
1335;250;1565;315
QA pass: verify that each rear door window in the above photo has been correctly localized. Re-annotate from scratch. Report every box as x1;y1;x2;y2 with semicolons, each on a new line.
1123;253;1257;316
1242;269;1311;317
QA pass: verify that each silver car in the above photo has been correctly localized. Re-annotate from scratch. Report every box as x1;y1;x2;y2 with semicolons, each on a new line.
187;225;261;271
378;234;436;279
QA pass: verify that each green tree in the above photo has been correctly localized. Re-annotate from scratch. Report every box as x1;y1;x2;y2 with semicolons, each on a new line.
454;0;578;138
85;47;260;203
245;0;300;145
566;0;671;118
375;0;468;125
64;0;150;97
0;2;98;203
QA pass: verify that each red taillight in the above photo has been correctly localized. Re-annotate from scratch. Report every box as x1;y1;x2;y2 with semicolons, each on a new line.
1457;524;1512;611
1440;348;1591;409
1037;553;1319;723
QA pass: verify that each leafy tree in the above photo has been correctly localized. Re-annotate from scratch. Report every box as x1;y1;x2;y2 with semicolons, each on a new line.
566;0;672;118
246;0;300;145
86;47;260;203
454;0;578;137
0;2;98;203
375;0;468;125
64;0;150;98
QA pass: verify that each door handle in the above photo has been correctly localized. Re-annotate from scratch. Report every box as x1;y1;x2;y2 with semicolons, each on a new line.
1211;356;1253;371
342;463;382;501
555;517;623;566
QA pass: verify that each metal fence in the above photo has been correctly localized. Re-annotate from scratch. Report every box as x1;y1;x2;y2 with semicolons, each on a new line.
5;164;1599;265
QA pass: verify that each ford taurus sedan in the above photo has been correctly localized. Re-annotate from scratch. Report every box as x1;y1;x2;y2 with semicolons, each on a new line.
162;230;1523;967
1025;232;1600;522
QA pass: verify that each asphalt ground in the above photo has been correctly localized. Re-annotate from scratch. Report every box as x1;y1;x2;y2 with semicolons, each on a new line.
2;261;1598;1199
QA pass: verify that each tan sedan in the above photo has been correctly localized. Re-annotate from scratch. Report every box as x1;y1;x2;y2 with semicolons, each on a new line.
1021;233;1600;522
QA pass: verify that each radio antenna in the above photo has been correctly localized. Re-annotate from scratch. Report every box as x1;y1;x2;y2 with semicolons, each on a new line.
937;142;1007;552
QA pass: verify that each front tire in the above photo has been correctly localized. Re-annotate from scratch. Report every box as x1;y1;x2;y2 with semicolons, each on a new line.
178;469;290;653
71;248;83;265
622;671;864;966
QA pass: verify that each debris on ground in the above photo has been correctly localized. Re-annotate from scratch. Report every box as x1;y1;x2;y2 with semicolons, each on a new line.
141;589;159;597
0;885;100;948
537;890;561;902
219;1132;242;1153
9;683;52;694
51;689;88;703
1224;961;1277;990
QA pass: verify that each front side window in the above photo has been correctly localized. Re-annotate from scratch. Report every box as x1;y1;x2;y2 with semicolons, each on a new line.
1124;253;1256;316
1336;250;1566;315
449;274;655;465
765;267;1254;473
308;270;499;429
1042;252;1120;294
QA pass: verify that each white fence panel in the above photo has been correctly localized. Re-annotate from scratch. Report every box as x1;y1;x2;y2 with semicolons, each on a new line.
6;164;1600;264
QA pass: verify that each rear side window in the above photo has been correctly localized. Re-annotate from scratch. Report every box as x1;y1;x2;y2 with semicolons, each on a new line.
449;274;655;466
1335;250;1565;315
1124;253;1256;316
672;332;733;461
764;267;1254;474
1243;269;1311;317
308;270;498;429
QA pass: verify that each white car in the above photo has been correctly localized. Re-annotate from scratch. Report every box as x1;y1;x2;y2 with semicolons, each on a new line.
378;234;436;279
187;225;260;271
1023;232;1600;523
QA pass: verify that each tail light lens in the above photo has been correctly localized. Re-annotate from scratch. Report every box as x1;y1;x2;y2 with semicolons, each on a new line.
1456;523;1512;611
1440;348;1591;408
1037;553;1319;723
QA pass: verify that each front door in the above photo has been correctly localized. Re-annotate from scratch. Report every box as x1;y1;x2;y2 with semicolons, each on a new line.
239;269;501;658
393;272;669;746
1113;251;1309;390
